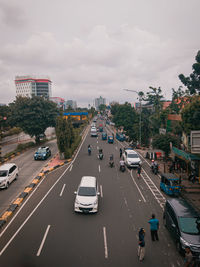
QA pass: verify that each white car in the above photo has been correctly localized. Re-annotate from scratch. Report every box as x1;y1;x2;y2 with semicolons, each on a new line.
123;149;141;168
0;163;19;189
74;176;100;213
90;127;98;137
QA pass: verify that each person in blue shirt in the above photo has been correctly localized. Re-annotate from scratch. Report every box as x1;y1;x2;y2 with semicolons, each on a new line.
148;214;159;241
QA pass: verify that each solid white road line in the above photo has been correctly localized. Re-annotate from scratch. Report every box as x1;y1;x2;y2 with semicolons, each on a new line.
100;185;103;198
69;164;73;172
103;227;108;259
99;165;101;173
0;124;89;256
59;184;66;197
36;225;51;256
130;170;146;202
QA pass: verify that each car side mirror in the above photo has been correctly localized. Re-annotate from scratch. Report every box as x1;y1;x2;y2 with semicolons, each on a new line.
97;192;100;196
172;223;176;228
74;191;77;195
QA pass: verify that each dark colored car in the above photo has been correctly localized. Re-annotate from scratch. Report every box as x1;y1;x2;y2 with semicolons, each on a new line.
108;136;114;144
116;132;125;142
34;146;51;160
102;132;107;140
163;198;200;255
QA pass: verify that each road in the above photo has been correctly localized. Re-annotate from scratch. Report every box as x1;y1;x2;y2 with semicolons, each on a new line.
0;120;183;266
0;139;58;215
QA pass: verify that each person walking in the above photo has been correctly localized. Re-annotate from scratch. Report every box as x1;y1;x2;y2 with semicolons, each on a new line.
137;165;142;179
148;214;159;241
138;228;145;261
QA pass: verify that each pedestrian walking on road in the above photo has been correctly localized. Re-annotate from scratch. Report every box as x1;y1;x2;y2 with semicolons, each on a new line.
138;228;145;261
148;214;159;241
137;165;142;179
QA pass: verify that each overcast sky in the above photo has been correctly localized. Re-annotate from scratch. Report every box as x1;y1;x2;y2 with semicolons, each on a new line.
0;0;199;107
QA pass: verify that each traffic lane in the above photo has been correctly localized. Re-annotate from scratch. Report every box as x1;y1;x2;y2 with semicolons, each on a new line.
0;140;58;215
0;138;107;266
0;164;71;267
113;166;183;266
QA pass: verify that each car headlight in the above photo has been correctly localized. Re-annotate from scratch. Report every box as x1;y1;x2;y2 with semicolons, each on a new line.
180;237;190;247
75;199;80;204
43;154;46;157
94;199;97;205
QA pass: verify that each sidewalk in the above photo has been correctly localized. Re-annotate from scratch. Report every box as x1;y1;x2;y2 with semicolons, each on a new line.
137;148;200;214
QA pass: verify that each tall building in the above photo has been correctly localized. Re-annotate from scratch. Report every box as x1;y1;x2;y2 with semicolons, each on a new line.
15;76;52;99
65;100;77;110
50;97;65;109
95;96;106;110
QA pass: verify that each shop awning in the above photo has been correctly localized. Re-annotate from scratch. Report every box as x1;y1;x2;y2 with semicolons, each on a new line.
172;146;200;161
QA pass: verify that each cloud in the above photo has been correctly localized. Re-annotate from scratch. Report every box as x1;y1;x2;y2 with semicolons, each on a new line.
0;1;27;28
0;23;198;105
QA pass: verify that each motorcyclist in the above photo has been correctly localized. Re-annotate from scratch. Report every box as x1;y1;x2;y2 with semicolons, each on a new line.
88;145;91;155
98;148;103;159
119;159;125;171
109;154;114;167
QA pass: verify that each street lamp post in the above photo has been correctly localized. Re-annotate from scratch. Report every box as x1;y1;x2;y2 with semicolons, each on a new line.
123;89;142;146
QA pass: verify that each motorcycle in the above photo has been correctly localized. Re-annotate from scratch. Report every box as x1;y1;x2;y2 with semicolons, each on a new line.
98;153;103;160
151;164;158;174
109;160;114;167
120;164;126;172
88;147;91;155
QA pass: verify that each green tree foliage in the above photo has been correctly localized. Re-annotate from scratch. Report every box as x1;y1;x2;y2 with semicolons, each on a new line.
111;102;138;141
169;86;189;114
179;50;200;94
98;104;107;112
152;133;179;158
0;105;11;130
141;108;151;146
181;96;200;134
145;86;164;113
56;116;75;158
9;96;58;143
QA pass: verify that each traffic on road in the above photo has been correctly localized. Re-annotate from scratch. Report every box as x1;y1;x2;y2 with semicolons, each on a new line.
0;118;197;266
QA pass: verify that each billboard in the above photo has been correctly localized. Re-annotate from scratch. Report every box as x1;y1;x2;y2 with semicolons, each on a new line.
191;131;200;154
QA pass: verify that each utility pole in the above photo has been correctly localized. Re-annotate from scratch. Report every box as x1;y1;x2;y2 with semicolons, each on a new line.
123;89;143;146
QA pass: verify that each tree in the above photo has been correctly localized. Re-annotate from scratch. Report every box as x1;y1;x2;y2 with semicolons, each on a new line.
9;96;58;143
152;133;179;158
145;86;164;113
181;96;200;134
179;50;200;95
56;116;75;159
111;102;138;142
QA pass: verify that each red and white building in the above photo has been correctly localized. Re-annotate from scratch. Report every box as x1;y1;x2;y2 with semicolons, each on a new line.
50;97;65;109
15;76;52;99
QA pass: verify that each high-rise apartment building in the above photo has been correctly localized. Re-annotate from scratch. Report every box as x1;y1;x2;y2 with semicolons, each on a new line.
50;97;65;109
15;76;52;99
94;96;106;110
65;100;77;110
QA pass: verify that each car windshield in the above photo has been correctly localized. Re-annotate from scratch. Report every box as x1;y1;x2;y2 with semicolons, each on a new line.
78;187;96;196
179;217;200;235
128;154;139;158
37;148;46;153
0;171;8;177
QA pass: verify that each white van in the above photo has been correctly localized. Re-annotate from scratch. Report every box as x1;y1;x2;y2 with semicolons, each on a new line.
74;176;99;213
0;163;19;189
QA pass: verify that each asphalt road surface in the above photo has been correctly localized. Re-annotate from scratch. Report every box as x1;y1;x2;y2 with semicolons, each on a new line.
0;139;58;215
0;120;184;267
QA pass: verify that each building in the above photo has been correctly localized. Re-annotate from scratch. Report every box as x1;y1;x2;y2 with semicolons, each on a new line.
15;76;52;99
95;96;106;110
65;100;77;110
50;97;65;109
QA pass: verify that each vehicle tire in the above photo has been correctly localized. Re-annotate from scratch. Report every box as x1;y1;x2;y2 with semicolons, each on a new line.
5;182;9;189
176;241;183;255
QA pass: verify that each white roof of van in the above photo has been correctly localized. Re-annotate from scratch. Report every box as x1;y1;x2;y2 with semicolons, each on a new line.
80;176;96;187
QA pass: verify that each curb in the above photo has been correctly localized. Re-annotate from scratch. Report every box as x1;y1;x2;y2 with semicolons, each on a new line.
0;157;71;229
